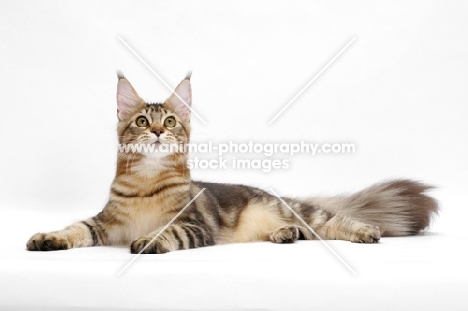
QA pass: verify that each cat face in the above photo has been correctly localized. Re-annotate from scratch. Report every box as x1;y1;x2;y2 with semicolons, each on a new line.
116;74;191;158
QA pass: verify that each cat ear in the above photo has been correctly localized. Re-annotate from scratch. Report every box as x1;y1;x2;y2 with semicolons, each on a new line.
165;73;192;122
116;72;144;121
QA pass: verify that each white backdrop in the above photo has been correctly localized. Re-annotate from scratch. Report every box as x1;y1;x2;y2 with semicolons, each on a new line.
1;0;468;244
1;1;468;310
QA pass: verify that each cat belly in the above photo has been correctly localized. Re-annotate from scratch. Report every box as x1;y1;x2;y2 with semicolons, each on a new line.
221;202;287;244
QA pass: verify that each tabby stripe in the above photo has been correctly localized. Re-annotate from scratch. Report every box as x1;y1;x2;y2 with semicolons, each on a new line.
296;203;309;223
171;227;184;250
111;187;136;198
147;182;189;197
187;210;213;246
322;210;334;222
187;208;205;224
277;201;287;219
154;173;180;186
181;226;196;248
122;121;133;135
91;217;108;243
82;221;99;246
203;191;222;226
281;199;299;220
115;179;134;189
189;226;206;247
205;229;214;246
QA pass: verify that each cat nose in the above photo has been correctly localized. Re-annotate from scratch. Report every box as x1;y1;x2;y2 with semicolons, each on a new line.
151;128;164;137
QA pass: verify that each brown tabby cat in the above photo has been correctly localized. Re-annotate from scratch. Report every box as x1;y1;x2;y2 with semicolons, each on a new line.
26;73;439;254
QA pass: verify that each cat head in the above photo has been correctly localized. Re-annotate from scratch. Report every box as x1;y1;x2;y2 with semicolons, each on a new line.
116;72;192;158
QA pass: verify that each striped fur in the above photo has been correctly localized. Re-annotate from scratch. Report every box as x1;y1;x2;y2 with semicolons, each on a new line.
26;74;439;253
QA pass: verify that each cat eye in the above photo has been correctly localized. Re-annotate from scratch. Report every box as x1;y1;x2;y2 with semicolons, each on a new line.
135;116;149;127
164;116;176;127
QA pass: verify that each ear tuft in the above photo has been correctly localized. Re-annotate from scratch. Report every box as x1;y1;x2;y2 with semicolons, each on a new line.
117;70;125;80
116;76;144;121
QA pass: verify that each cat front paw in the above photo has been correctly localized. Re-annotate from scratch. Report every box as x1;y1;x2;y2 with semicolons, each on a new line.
351;225;381;243
130;237;173;254
26;232;70;251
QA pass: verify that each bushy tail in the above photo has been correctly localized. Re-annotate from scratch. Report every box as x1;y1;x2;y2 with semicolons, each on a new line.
306;179;439;236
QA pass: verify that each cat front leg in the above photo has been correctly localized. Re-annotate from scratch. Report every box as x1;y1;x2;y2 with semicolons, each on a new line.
130;223;214;254
26;217;107;251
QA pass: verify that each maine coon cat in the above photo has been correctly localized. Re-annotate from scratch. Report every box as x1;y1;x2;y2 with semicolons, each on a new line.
27;73;439;253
